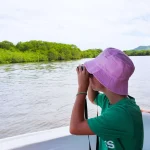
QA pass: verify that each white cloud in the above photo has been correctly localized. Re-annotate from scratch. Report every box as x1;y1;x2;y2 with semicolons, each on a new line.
0;0;150;50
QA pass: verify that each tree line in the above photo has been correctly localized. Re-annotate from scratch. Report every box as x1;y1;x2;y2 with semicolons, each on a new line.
0;40;102;64
123;50;150;56
0;40;150;64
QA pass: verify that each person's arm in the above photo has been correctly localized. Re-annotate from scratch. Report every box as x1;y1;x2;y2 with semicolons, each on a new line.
140;108;150;113
70;66;95;135
70;89;95;135
87;84;99;104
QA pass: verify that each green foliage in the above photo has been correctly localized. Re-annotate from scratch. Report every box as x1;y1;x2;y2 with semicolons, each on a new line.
0;40;101;64
0;41;15;50
0;49;48;63
2;40;150;64
123;50;150;56
81;49;102;58
48;49;59;61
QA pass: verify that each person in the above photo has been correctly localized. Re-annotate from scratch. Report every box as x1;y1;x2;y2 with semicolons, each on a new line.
70;48;145;150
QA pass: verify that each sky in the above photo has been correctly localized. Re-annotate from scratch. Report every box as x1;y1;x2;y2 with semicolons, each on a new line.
0;0;150;50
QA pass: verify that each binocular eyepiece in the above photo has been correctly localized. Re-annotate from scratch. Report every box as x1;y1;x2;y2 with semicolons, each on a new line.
77;66;84;71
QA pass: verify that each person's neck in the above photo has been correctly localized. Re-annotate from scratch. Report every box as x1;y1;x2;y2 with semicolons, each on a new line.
104;90;127;105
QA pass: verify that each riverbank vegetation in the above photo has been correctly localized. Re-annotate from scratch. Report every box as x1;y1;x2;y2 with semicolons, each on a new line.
0;41;102;64
123;50;150;56
0;40;150;64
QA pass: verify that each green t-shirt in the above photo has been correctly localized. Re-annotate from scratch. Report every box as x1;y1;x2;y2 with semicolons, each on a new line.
87;94;144;150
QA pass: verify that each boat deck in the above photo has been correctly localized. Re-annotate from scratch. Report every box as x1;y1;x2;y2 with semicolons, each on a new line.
1;112;150;150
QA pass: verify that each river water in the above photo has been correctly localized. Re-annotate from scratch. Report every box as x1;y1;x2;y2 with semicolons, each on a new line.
0;57;150;139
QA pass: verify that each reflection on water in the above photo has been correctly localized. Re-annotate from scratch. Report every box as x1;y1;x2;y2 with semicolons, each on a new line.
0;57;150;139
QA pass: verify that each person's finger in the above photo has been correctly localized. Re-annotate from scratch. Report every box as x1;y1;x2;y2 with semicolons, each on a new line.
84;67;88;75
78;65;82;72
84;66;88;75
82;66;88;75
76;66;79;73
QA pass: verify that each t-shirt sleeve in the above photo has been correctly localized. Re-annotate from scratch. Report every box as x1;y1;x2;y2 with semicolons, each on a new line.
94;93;107;108
87;107;133;140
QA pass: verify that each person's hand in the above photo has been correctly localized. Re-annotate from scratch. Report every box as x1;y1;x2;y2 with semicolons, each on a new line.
141;109;150;113
76;65;89;92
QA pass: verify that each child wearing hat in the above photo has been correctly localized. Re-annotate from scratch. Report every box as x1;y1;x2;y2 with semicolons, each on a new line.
70;48;144;150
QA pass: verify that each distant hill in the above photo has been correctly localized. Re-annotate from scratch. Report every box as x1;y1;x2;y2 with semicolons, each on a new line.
133;46;150;50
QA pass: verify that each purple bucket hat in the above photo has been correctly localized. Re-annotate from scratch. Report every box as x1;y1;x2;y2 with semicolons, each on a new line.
84;48;135;95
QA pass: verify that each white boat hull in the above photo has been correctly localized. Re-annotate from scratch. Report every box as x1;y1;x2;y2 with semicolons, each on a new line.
1;113;150;150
